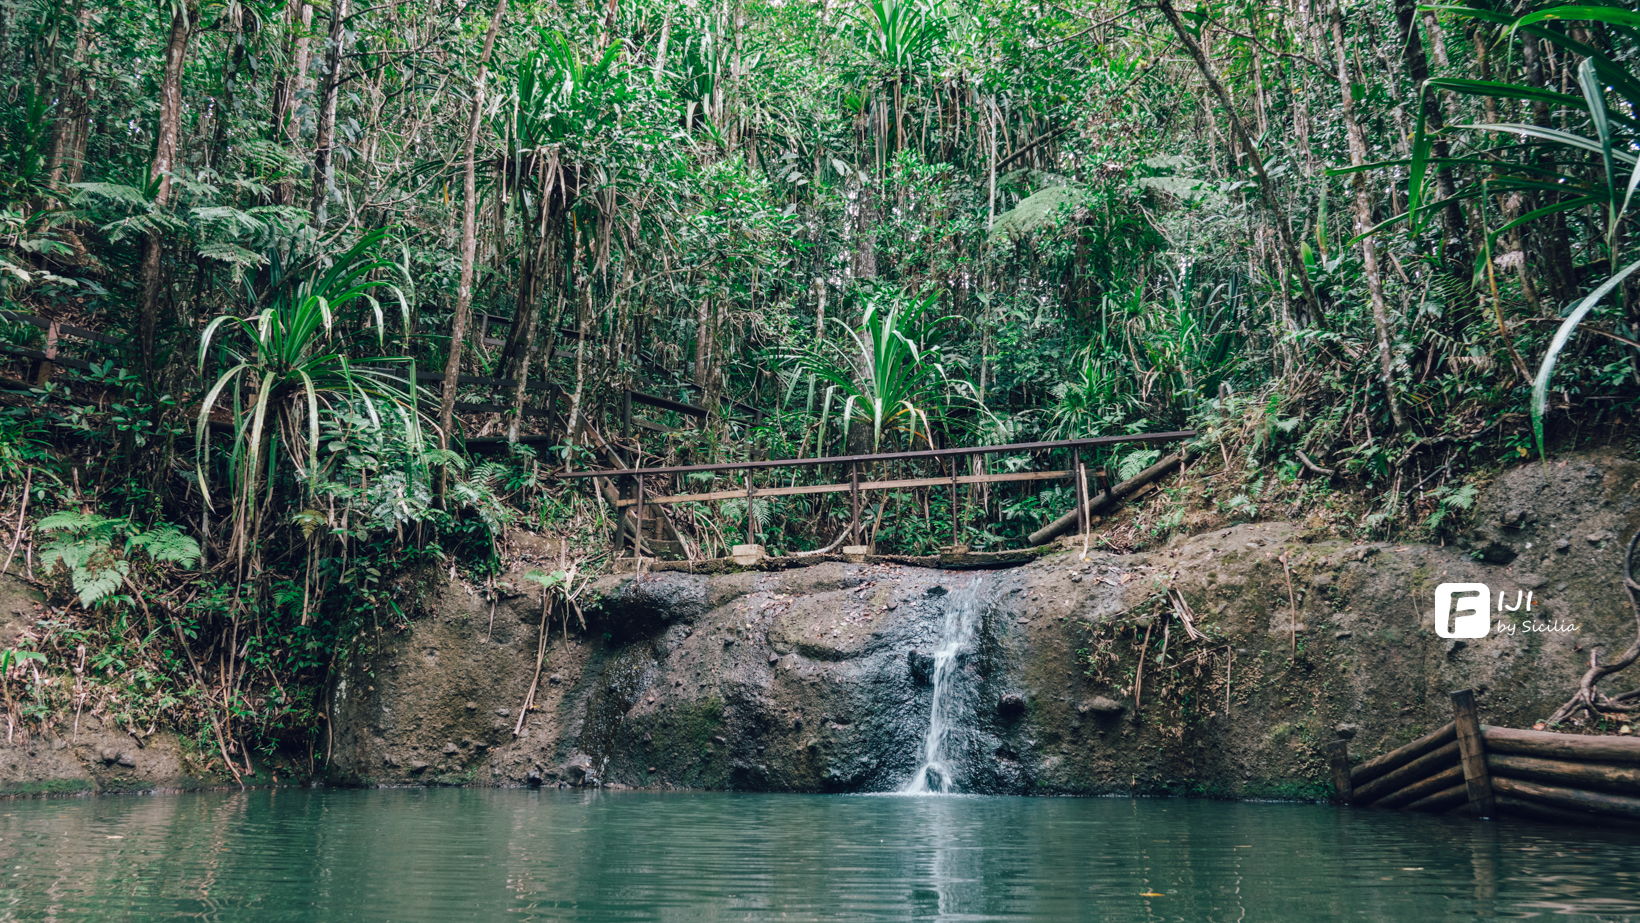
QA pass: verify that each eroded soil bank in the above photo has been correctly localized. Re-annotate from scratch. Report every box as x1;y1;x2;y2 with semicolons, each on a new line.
5;449;1637;797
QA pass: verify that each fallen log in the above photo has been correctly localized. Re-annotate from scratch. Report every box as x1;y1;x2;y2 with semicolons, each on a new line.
1350;722;1456;788
1028;447;1195;545
1488;753;1640;795
1353;740;1461;806
1482;726;1640;764
1491;775;1640;820
1375;763;1464;810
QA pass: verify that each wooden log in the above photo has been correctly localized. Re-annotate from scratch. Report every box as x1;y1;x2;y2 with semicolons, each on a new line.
1029;450;1192;545
1491;775;1640;820
1404;782;1469;813
1494;794;1640;829
1452;689;1496;816
1376;763;1465;810
1483;726;1640;764
1350;722;1456;787
1327;739;1353;804
1488;753;1640;795
1354;740;1461;806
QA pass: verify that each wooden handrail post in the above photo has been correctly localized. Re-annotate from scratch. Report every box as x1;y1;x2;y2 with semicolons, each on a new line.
611;474;626;559
1452;689;1496;817
635;473;645;557
950;455;960;548
621;388;633;439
745;472;755;545
1072;449;1088;539
1327;738;1353;804
849;462;860;546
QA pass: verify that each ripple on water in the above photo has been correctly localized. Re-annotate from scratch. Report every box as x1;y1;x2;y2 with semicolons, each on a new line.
0;789;1637;922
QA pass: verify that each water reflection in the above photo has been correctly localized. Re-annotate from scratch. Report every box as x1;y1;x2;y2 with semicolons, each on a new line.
0;789;1637;921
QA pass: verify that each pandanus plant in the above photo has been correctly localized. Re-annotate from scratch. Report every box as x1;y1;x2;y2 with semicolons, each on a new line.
790;290;957;452
490;32;628;384
851;0;946;160
195;230;416;569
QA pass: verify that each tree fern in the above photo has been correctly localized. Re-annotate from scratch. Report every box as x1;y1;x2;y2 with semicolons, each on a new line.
36;511;199;608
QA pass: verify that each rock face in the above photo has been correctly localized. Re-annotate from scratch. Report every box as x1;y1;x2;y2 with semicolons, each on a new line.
6;451;1634;798
324;449;1640;798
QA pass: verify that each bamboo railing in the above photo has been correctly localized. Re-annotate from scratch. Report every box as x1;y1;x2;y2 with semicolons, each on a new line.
1330;689;1640;827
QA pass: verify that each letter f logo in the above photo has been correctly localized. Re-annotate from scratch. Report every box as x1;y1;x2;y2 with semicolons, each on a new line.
1435;584;1490;638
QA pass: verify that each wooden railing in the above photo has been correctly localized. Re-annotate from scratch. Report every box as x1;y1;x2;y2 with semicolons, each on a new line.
559;431;1196;559
1330;689;1640;826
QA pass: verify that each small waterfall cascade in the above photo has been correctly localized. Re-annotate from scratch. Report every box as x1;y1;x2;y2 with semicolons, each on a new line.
902;582;983;794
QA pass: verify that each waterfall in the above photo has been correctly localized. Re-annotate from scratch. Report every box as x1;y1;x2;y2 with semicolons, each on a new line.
902;581;983;794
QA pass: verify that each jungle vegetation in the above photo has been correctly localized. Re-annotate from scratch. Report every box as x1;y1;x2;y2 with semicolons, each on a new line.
1;0;1638;766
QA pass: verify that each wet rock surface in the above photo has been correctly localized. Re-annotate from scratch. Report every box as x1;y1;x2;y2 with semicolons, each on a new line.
319;449;1640;798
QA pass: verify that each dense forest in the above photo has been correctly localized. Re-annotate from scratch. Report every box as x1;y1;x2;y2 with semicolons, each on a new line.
2;0;1638;769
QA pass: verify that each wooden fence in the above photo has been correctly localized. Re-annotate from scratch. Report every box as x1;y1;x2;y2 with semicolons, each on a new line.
559;431;1196;559
1329;689;1640;828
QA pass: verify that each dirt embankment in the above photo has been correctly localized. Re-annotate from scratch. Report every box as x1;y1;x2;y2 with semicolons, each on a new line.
4;449;1637;797
323;449;1640;797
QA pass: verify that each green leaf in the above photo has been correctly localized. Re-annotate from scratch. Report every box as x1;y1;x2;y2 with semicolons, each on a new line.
1531;257;1640;460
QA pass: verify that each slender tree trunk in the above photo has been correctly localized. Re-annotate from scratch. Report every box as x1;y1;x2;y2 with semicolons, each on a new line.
137;2;195;379
310;0;348;224
271;2;312;205
1156;0;1323;327
437;0;509;482
1332;0;1405;430
1520;31;1578;304
1393;0;1469;272
47;2;93;186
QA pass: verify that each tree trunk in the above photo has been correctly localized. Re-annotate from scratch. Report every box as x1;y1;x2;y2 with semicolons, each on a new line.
1519;32;1578;305
437;0;510;479
309;0;348;224
1155;0;1323;328
272;1;313;206
137;2;195;379
47;2;94;186
1393;0;1470;277
1332;0;1405;430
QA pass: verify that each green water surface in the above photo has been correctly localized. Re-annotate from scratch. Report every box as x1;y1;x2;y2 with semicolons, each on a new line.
1;788;1637;921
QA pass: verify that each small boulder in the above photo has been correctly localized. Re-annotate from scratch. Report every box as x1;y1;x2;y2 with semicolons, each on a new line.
548;673;563;685
408;761;429;774
1080;696;1126;716
563;753;594;784
1335;723;1360;740
1589;530;1616;544
116;752;136;768
442;742;459;755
